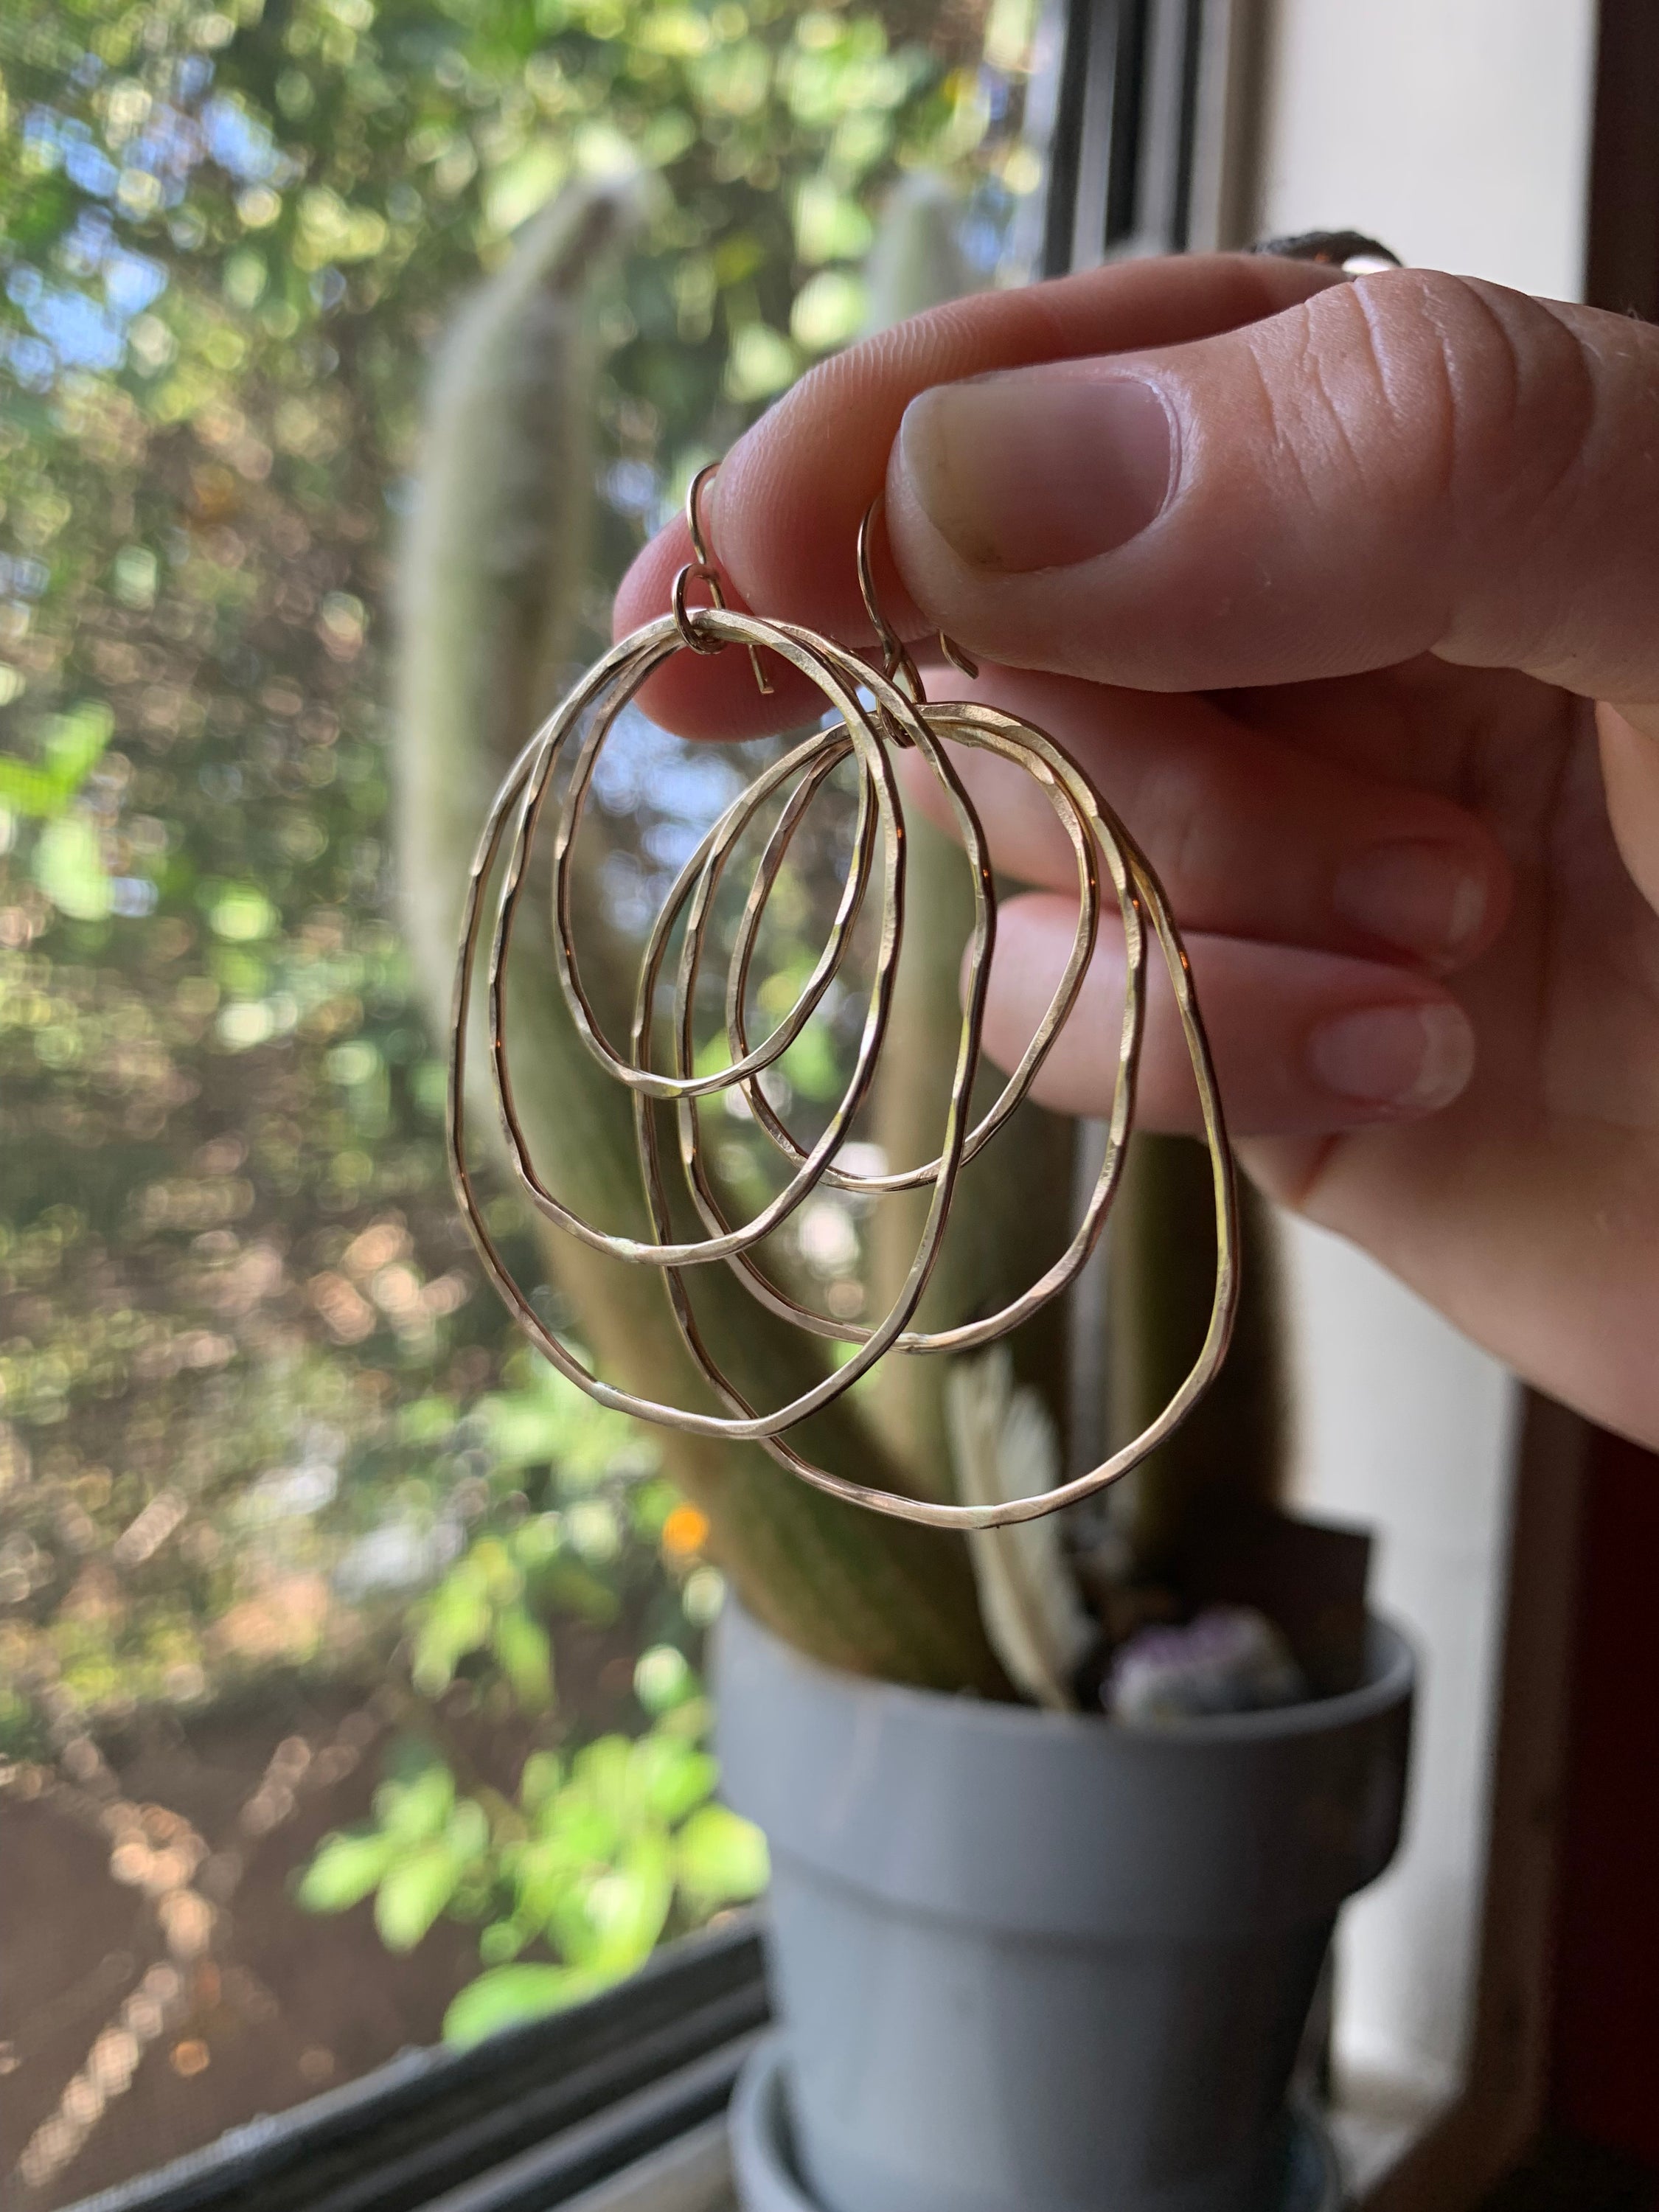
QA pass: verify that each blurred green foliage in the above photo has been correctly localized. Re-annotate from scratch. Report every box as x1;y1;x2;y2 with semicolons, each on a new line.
0;0;1032;2034
300;1645;768;2042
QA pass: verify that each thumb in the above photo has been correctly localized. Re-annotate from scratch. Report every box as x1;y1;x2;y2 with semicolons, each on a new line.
887;268;1659;708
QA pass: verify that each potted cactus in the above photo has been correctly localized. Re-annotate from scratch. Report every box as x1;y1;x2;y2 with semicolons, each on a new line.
394;180;1412;2212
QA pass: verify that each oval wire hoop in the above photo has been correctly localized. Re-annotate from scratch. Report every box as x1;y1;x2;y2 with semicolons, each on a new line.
449;604;1239;1531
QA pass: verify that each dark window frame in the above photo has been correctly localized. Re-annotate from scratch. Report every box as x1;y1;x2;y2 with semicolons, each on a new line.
67;1923;765;2212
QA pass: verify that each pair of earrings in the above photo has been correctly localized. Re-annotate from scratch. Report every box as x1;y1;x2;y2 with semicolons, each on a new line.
448;464;1237;1530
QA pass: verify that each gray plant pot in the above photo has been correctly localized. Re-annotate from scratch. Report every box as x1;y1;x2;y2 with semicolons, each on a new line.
714;1601;1413;2212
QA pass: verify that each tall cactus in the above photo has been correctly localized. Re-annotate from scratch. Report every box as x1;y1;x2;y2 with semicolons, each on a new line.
1105;1138;1287;1582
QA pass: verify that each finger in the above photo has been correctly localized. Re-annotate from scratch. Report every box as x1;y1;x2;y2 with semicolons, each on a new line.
612;254;1346;739
1598;700;1659;917
887;268;1659;706
982;893;1475;1136
1222;655;1560;799
898;666;1511;970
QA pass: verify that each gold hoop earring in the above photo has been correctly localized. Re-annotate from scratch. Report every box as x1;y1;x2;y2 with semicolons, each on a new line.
448;465;1239;1531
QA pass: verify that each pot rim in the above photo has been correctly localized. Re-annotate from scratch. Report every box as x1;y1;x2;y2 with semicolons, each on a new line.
733;1601;1415;1749
719;1601;1416;1936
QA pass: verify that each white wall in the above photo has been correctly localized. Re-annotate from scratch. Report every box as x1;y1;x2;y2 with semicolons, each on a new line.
1256;0;1598;2098
1256;0;1595;297
1287;1229;1518;2090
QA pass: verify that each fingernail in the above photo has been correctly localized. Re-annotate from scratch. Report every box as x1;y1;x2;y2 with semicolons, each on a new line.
1309;1004;1475;1110
897;370;1175;573
1333;842;1488;964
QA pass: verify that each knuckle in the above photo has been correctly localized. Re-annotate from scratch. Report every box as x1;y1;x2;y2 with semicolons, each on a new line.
1295;268;1598;532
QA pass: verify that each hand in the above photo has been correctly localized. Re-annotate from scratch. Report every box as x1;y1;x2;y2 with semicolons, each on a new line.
616;254;1659;1451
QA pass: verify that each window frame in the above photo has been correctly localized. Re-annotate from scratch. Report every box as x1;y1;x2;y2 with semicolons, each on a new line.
66;1922;766;2212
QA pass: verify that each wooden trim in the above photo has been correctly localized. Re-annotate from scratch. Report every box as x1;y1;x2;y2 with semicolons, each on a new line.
1354;1393;1588;2210
1585;0;1659;319
1547;1432;1659;2160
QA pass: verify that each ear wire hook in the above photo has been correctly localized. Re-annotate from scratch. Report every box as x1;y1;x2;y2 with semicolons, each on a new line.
856;494;979;704
672;462;773;697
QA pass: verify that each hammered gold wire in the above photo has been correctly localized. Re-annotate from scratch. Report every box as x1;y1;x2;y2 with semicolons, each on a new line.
447;479;1239;1531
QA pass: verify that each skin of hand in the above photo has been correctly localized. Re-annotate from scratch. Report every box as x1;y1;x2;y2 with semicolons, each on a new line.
613;252;1659;1453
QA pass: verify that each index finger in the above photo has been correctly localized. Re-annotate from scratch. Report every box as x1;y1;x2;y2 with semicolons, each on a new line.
613;254;1344;738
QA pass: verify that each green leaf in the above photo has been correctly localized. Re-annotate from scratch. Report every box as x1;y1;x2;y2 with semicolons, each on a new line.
468;1537;523;1601
569;1736;641;1834
397;1394;459;1445
32;815;111;921
656;1695;716;1743
675;1805;770;1912
628;1479;680;1543
446;1796;491;1862
552;1827;673;1975
0;703;114;820
478;1360;644;1484
518;1750;563;1817
374;1838;465;1950
442;1963;615;2049
479;1919;529;1966
633;1734;717;1826
374;1758;456;1847
508;1833;580;1927
790;269;867;354
42;703;114;790
449;1872;495;1924
295;1829;397;1914
481;139;570;239
792;173;873;265
0;758;56;815
510;1513;563;1568
723;321;798;402
538;1790;619;1863
633;1643;696;1715
491;1602;554;1712
411;1575;492;1694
